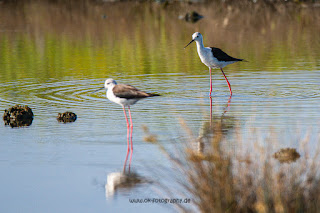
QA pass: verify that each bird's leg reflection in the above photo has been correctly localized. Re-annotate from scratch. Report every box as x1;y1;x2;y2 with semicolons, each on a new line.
202;94;233;154
123;148;132;173
209;95;232;125
128;106;133;169
209;96;213;125
222;95;232;116
209;67;213;96
122;106;130;172
123;156;129;173
123;150;131;173
122;106;134;173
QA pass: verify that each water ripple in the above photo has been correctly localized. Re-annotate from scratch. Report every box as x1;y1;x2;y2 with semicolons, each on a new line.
0;79;111;110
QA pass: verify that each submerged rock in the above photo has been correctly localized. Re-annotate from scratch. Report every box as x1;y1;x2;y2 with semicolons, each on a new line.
273;148;300;163
3;105;34;128
57;112;77;123
179;11;203;23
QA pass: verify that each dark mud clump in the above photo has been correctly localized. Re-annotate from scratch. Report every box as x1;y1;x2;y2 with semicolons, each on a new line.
57;112;77;123
3;105;34;127
180;11;203;23
273;148;300;163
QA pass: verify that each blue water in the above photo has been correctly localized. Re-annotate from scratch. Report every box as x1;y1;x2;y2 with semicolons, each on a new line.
0;2;320;212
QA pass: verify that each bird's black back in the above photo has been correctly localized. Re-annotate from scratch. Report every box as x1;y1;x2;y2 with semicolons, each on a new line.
211;47;243;62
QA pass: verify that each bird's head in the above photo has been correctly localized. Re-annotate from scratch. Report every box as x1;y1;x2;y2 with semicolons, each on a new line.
91;78;117;93
192;32;202;41
184;32;202;49
104;78;117;89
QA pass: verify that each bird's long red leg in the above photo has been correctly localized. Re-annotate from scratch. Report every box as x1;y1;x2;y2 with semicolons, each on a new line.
122;106;130;172
220;68;232;96
128;106;133;168
209;67;212;96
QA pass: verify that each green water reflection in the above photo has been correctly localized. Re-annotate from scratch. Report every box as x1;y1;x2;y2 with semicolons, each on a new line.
0;1;319;83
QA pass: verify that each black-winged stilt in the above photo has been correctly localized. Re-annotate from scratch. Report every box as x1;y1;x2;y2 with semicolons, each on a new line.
184;32;245;96
95;78;160;166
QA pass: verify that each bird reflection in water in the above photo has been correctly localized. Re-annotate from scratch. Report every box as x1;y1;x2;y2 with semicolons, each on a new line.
196;95;234;154
209;95;232;124
105;171;149;199
105;154;150;199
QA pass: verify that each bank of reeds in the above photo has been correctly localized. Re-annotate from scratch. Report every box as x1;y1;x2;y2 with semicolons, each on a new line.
144;119;320;212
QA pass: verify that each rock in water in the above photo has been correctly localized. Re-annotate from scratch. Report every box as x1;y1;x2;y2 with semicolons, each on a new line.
57;112;77;123
3;105;34;127
180;11;203;23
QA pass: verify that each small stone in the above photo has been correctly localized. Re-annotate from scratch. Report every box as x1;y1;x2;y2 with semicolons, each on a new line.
182;11;204;23
57;112;77;123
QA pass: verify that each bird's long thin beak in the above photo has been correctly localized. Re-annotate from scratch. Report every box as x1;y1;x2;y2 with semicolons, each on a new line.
184;39;194;49
91;87;104;94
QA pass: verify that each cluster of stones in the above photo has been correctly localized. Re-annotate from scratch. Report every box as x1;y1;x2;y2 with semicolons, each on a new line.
3;105;77;127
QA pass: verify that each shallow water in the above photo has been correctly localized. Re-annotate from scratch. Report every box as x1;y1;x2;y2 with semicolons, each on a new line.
0;1;320;212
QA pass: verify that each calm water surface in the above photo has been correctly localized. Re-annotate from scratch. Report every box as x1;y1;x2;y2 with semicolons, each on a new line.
0;1;319;212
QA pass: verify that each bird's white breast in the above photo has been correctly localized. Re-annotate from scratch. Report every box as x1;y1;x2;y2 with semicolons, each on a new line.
197;46;219;68
106;87;139;106
197;46;236;68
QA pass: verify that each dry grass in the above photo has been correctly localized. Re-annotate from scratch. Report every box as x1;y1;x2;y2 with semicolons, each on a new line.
144;119;320;212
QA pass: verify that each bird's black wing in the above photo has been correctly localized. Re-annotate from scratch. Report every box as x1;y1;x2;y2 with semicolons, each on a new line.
211;47;243;62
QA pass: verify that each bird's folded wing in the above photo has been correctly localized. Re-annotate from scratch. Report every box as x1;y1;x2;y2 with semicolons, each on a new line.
113;84;151;99
211;47;243;62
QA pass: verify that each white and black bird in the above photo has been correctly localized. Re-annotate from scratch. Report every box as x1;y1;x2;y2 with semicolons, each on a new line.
184;32;245;96
95;78;160;165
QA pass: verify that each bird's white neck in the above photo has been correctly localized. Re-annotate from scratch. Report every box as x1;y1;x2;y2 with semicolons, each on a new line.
106;85;115;95
195;40;205;53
